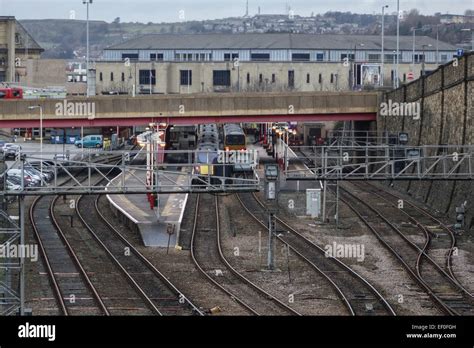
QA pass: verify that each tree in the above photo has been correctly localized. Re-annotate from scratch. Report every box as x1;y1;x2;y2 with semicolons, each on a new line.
113;17;120;24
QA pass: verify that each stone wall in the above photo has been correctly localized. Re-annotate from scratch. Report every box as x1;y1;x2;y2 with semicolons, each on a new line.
381;52;474;230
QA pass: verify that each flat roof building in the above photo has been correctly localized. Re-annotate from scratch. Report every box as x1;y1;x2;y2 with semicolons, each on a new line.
95;33;458;96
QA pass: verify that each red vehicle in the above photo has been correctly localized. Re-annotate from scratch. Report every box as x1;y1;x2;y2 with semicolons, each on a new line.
0;87;23;99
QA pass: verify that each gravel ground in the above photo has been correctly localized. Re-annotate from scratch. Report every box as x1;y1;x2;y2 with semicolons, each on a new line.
218;194;346;315
99;195;249;316
259;190;442;316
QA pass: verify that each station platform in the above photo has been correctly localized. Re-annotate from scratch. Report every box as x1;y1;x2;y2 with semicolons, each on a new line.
107;170;188;248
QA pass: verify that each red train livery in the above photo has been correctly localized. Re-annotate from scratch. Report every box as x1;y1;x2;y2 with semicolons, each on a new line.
0;87;23;99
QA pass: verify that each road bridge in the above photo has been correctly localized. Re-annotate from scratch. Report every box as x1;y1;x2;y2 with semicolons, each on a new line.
0;91;378;128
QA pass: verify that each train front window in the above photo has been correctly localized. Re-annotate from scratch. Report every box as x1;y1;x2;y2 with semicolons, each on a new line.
197;151;217;163
226;135;245;145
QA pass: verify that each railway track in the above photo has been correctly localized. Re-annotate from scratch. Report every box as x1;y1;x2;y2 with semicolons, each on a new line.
30;192;109;316
351;181;473;299
51;194;156;316
31;149;203;316
75;193;203;316
190;193;301;316
236;192;396;316
337;183;474;316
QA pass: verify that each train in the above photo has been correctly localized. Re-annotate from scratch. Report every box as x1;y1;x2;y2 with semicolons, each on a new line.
193;123;255;184
0;86;66;100
223;124;246;151
0;87;23;99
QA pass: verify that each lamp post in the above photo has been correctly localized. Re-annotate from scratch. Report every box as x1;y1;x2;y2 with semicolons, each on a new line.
28;105;43;183
395;0;400;88
83;0;93;97
411;27;423;70
421;44;432;77
392;50;397;89
381;5;389;87
461;28;474;52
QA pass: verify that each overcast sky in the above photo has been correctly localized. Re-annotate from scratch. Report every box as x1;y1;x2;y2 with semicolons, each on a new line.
0;0;471;22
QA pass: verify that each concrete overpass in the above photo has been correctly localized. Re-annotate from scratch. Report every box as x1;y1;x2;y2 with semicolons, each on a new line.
0;91;378;128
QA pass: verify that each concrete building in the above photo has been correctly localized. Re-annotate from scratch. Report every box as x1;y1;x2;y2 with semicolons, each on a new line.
95;33;457;95
0;16;43;83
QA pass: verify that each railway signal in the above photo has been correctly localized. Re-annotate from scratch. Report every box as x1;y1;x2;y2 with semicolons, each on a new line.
264;164;279;270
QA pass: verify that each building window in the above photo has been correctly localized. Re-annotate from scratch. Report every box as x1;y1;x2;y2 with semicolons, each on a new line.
99;72;103;82
139;69;156;85
150;53;164;61
368;54;381;62
272;74;276;83
292;53;310;61
225;53;239;61
251;53;270;61
330;74;334;83
306;74;310;84
316;53;324;61
110;72;114;82
288;70;295;89
122;53;139;61
385;54;401;62
341;53;355;62
180;70;192;86
213;70;231;87
441;54;448;62
318;73;322;83
200;53;206;61
121;72;125;82
247;73;250;84
259;74;263;84
414;54;425;63
175;54;181;61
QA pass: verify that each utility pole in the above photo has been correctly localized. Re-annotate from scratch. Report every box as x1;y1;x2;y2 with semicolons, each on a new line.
381;5;388;87
395;0;400;88
83;0;93;97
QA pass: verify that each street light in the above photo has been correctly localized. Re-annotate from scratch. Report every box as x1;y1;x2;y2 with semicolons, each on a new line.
421;44;433;77
396;0;400;88
28;105;43;183
381;5;389;87
461;29;474;52
411;27;423;69
83;0;93;97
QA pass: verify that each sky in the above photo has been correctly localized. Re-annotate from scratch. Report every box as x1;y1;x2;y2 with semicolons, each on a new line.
0;0;471;23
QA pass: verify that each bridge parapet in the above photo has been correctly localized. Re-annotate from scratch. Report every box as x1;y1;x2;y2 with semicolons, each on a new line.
0;91;379;127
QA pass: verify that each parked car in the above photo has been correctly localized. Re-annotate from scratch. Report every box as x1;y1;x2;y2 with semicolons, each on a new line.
6;179;22;191
75;135;103;148
3;143;22;160
6;171;38;187
26;162;54;181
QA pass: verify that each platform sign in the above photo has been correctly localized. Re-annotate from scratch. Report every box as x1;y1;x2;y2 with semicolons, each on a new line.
399;132;409;144
306;189;321;218
457;49;464;57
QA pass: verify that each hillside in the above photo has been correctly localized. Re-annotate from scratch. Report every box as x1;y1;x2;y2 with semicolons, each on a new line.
20;11;472;59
